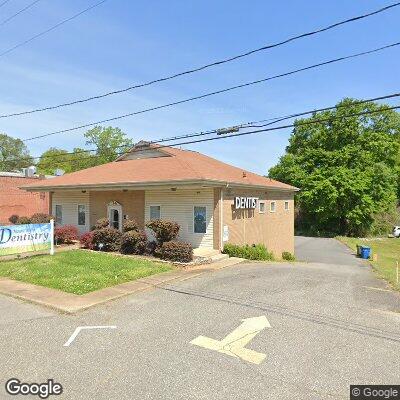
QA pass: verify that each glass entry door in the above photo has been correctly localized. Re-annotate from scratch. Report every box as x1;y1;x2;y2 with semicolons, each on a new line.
108;203;122;231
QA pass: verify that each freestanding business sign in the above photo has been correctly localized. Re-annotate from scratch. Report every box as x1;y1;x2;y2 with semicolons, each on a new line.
0;220;54;257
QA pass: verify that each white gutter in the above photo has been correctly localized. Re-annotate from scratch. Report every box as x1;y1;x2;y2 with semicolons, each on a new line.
21;178;299;192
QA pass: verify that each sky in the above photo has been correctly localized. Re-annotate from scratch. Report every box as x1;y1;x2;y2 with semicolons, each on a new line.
0;0;399;175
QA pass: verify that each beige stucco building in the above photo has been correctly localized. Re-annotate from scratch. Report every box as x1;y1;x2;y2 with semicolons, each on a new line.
24;143;298;257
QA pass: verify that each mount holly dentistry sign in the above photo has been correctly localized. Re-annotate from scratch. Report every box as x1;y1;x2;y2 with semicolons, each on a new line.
0;222;54;256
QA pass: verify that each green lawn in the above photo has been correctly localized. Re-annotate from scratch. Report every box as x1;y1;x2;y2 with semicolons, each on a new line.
0;250;173;295
337;236;400;291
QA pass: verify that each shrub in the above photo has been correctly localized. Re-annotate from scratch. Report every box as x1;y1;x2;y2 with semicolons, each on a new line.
8;214;19;224
92;218;109;230
159;241;193;263
144;240;157;256
30;213;52;224
55;225;79;244
92;227;122;252
120;231;147;254
17;216;31;225
282;251;295;261
146;219;180;245
123;219;139;232
223;243;274;261
80;231;95;250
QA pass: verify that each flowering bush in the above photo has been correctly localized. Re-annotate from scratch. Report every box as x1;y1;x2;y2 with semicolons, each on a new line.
54;225;79;244
80;231;95;250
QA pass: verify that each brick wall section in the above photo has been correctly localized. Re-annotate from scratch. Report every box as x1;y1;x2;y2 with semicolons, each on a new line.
222;188;294;257
89;190;145;229
0;176;49;224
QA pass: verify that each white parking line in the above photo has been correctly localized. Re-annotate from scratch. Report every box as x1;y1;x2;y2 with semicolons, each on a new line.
63;326;117;347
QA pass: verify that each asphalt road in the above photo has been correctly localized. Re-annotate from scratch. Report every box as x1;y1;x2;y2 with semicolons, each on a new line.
1;239;400;399
295;235;361;265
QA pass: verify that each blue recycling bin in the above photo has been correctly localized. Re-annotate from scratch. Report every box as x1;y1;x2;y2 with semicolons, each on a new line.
360;246;371;260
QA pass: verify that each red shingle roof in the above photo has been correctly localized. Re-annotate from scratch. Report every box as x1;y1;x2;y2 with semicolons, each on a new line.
22;145;297;191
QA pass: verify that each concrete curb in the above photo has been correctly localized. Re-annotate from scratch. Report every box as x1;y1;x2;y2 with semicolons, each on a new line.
0;257;244;314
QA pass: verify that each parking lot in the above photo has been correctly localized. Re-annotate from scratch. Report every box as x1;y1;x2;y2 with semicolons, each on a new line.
0;238;399;399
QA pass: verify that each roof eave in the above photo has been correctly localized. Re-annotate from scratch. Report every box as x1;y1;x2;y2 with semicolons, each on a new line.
21;178;299;192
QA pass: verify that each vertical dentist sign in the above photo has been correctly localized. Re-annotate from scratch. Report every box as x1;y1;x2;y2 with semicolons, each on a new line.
0;220;54;257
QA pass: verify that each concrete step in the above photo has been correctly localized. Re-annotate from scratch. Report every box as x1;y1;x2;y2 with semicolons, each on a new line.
210;253;229;263
212;256;245;269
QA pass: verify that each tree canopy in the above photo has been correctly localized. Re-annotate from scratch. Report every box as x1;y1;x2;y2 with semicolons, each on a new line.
36;147;96;175
0;133;33;171
269;98;400;236
84;126;133;164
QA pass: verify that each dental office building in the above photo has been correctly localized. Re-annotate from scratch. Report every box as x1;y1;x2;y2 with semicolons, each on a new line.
23;142;298;257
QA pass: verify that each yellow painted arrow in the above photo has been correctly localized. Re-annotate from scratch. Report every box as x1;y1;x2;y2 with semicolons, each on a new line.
190;316;270;364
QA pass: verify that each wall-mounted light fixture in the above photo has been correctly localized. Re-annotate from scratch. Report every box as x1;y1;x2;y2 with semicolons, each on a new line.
171;187;177;191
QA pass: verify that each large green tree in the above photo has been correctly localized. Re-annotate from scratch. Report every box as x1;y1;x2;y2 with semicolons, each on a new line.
0;133;33;171
269;98;400;236
37;147;96;175
84;126;133;164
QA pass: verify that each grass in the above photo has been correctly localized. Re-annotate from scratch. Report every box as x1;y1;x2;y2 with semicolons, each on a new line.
0;250;173;295
337;236;400;291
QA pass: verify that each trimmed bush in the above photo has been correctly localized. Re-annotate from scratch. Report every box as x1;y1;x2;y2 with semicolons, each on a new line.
223;243;274;261
92;227;122;252
92;218;109;230
30;213;52;224
8;214;19;224
80;231;95;250
159;241;193;263
55;225;79;244
16;216;31;225
146;219;180;245
120;231;147;254
144;240;157;256
282;251;295;261
123;219;139;233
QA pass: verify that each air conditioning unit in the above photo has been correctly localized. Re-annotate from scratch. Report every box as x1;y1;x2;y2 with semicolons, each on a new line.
24;166;36;177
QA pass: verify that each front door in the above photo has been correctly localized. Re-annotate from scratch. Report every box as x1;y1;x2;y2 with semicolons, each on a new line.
108;203;122;231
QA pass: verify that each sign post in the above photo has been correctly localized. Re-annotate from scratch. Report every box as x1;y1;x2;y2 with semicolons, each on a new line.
50;219;55;256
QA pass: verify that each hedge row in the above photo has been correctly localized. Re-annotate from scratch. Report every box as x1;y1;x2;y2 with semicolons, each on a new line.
80;218;193;263
223;243;274;261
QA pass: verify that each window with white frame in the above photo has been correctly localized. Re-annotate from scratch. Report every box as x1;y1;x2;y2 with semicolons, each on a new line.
270;201;276;213
259;201;266;213
149;205;161;220
78;204;86;226
284;201;289;211
55;205;62;224
194;206;206;233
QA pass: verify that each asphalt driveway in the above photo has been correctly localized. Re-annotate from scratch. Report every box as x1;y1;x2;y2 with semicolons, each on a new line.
295;236;362;265
0;247;399;399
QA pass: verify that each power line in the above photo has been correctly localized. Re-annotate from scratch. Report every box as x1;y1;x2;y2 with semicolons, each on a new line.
1;1;399;118
21;40;400;143
0;0;108;57
0;0;41;27
0;0;11;10
6;98;400;168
